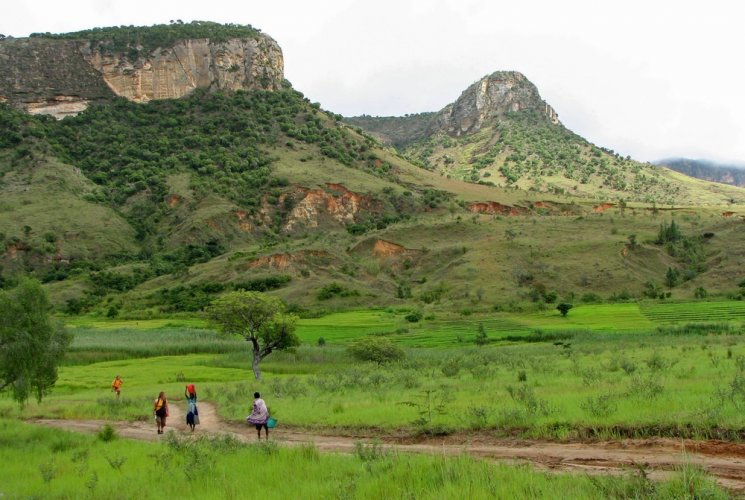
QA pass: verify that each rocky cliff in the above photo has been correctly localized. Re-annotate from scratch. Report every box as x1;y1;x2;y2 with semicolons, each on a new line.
433;71;559;136
0;32;283;118
0;38;116;118
346;71;559;145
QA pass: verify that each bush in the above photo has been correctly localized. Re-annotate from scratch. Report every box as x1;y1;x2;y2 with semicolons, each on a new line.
347;337;405;364
580;292;602;303
97;424;118;442
556;303;573;317
404;310;423;323
441;358;461;377
317;282;359;300
580;394;618;417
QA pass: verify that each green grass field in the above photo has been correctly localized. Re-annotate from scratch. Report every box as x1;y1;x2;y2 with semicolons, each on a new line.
3;304;745;497
5;307;744;439
0;419;725;499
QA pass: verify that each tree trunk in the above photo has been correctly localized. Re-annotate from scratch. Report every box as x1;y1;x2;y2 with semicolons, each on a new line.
252;347;262;380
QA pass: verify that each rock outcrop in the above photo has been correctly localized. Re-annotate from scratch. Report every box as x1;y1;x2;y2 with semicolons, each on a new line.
282;184;381;232
433;71;559;136
345;70;560;145
0;38;115;118
81;37;283;103
467;201;528;216
0;34;283;118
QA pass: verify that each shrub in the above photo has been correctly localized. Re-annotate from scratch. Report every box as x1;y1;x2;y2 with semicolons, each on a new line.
317;282;359;300
475;323;489;345
97;424;118;442
405;310;423;323
580;394;618;417
580;292;602;303
354;440;387;462
441;359;461;377
556;303;572;317
347;337;405;364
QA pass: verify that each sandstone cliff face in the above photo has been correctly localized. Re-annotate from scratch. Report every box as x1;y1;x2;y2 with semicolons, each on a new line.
0;34;283;118
0;38;115;118
433;71;559;136
81;36;283;103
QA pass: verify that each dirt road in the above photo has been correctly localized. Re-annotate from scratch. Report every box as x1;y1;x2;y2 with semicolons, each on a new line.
31;402;745;493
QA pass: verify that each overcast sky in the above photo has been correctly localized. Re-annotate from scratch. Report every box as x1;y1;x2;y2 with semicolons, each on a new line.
3;0;744;164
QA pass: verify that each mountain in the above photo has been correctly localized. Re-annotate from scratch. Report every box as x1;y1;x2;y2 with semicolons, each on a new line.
347;71;745;206
656;158;745;188
0;21;283;118
1;23;745;317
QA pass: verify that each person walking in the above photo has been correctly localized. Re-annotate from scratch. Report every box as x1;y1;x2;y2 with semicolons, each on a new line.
153;391;168;434
247;392;270;440
111;375;123;399
185;384;199;432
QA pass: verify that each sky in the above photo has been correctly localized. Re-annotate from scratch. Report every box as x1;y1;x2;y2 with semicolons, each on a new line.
3;0;744;165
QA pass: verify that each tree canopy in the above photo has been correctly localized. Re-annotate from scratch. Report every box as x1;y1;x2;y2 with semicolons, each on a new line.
0;279;71;405
207;291;299;380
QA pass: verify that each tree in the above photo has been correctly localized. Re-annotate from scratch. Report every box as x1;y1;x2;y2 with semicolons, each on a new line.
347;337;405;364
665;267;680;288
627;234;637;249
0;279;71;405
556;303;573;317
475;322;489;345
207;291;299;380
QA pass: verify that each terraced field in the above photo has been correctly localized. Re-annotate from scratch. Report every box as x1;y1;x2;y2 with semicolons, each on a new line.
640;301;745;324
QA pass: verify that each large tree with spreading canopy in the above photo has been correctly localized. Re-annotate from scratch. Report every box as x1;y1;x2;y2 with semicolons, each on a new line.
208;291;299;380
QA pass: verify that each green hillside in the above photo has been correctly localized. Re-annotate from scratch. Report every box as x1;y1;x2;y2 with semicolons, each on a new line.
2;26;745;317
351;110;745;206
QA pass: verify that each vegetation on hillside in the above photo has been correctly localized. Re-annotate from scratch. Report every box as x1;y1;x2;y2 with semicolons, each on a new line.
29;21;261;59
401;110;681;202
345;112;437;146
1;87;400;309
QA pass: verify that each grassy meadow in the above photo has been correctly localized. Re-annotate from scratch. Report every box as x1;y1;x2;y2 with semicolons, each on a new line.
0;419;727;499
3;303;745;441
2;303;745;497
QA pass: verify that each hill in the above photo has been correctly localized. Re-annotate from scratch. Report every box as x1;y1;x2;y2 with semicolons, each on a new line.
346;71;745;206
656;158;745;188
1;23;745;317
0;21;282;118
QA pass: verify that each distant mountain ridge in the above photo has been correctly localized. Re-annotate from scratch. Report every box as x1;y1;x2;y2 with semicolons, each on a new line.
656;158;745;187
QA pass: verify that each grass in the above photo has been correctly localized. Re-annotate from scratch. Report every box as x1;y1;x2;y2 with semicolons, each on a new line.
641;301;745;323
0;419;728;499
294;302;745;347
5;319;745;439
65;326;246;364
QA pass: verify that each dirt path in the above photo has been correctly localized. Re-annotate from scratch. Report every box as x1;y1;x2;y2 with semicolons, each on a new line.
31;402;745;494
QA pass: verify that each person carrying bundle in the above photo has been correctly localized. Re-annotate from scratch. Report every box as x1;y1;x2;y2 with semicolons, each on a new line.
185;384;199;432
